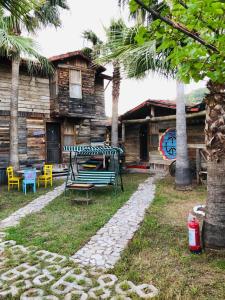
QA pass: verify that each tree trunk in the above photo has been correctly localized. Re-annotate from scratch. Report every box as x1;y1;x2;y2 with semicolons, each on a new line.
175;81;192;188
203;80;225;249
9;56;20;170
111;60;120;147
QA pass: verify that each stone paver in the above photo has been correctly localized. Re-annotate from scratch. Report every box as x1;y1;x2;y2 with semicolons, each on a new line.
0;232;159;299
0;183;65;229
72;176;156;269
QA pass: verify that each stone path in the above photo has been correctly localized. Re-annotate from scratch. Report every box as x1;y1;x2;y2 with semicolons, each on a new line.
72;176;156;270
0;183;65;229
0;232;159;299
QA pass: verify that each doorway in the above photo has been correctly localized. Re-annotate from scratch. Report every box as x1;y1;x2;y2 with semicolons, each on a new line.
140;124;149;161
46;123;61;163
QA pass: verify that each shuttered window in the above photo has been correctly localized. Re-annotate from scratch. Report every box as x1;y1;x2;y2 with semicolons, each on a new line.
69;70;82;99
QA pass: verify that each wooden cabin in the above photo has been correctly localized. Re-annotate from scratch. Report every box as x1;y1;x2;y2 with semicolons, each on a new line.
120;99;206;172
48;51;110;164
0;51;111;168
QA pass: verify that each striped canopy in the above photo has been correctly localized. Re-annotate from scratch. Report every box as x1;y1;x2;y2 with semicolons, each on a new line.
63;145;123;156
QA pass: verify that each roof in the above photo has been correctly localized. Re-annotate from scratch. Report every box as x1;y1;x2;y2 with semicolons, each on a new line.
49;50;90;62
49;50;106;73
121;99;205;120
125;99;176;115
63;145;123;155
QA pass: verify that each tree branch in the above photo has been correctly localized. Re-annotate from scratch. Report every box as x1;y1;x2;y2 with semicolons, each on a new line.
134;0;219;53
178;0;219;34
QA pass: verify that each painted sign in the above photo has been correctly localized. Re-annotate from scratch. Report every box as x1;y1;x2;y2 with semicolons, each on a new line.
159;129;176;160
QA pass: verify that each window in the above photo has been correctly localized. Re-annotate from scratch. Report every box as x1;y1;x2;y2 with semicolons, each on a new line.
69;70;82;99
50;71;58;98
63;123;76;146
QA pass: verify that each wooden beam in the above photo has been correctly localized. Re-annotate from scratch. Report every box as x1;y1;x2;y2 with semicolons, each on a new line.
150;110;206;122
196;148;201;184
122;123;125;143
122;110;206;124
188;143;206;149
122;118;150;124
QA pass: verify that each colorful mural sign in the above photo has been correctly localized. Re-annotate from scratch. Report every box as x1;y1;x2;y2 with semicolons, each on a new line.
159;129;176;160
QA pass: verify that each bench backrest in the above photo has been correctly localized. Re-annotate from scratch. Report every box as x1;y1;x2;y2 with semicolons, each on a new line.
75;170;116;185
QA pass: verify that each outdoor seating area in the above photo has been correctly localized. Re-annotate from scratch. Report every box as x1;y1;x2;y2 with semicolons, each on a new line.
5;164;54;194
0;1;224;299
64;145;124;194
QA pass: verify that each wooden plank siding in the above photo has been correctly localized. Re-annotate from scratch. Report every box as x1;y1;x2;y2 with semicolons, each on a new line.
124;124;141;163
50;56;107;165
0;63;50;167
123;117;205;168
51;58;105;120
0;64;50;115
0;54;108;167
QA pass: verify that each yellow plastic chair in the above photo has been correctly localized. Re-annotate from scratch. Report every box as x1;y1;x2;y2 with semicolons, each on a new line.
6;166;21;191
38;164;53;188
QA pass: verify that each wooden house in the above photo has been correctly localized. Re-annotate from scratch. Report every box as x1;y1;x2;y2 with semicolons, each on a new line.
48;51;110;164
120;99;206;172
0;51;111;168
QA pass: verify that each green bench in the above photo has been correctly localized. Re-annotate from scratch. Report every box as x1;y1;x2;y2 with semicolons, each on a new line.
66;170;123;193
68;170;115;186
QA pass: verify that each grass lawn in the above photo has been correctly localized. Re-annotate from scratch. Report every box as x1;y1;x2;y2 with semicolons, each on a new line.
114;177;225;300
6;173;148;256
0;179;63;221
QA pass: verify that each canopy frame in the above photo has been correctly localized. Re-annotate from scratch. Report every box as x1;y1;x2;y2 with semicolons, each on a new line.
64;145;124;193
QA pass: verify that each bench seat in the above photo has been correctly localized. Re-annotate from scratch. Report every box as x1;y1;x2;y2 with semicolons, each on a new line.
74;171;115;186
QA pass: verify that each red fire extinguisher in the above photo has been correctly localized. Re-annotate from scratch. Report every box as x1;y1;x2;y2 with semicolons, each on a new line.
188;214;202;254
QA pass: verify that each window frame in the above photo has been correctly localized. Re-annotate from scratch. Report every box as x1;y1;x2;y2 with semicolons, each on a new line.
63;122;76;146
69;69;82;99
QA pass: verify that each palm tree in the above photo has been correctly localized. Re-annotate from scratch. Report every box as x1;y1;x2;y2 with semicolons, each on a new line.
83;20;124;147
0;1;68;170
99;24;192;186
175;81;191;188
98;19;125;147
82;30;103;60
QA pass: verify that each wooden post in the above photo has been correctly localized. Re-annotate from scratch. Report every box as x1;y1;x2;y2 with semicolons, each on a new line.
196;148;201;184
122;123;125;144
150;106;155;117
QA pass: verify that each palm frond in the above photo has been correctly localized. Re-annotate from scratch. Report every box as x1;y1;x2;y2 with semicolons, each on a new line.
0;0;35;17
25;55;54;76
48;0;69;10
0;18;54;75
34;0;69;29
82;30;103;46
96;25;176;80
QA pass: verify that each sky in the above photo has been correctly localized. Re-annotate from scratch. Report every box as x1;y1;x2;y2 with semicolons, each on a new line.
35;0;206;116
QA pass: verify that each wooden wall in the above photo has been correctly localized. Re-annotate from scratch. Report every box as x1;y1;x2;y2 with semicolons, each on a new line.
0;63;49;167
0;64;50;115
0;113;46;167
51;57;106;120
0;57;107;167
0;115;10;167
124;124;140;163
50;56;107;164
123;117;205;166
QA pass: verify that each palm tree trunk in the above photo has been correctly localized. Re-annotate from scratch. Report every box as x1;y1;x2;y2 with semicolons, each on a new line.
203;80;225;249
9;56;20;170
175;81;191;188
111;60;120;147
